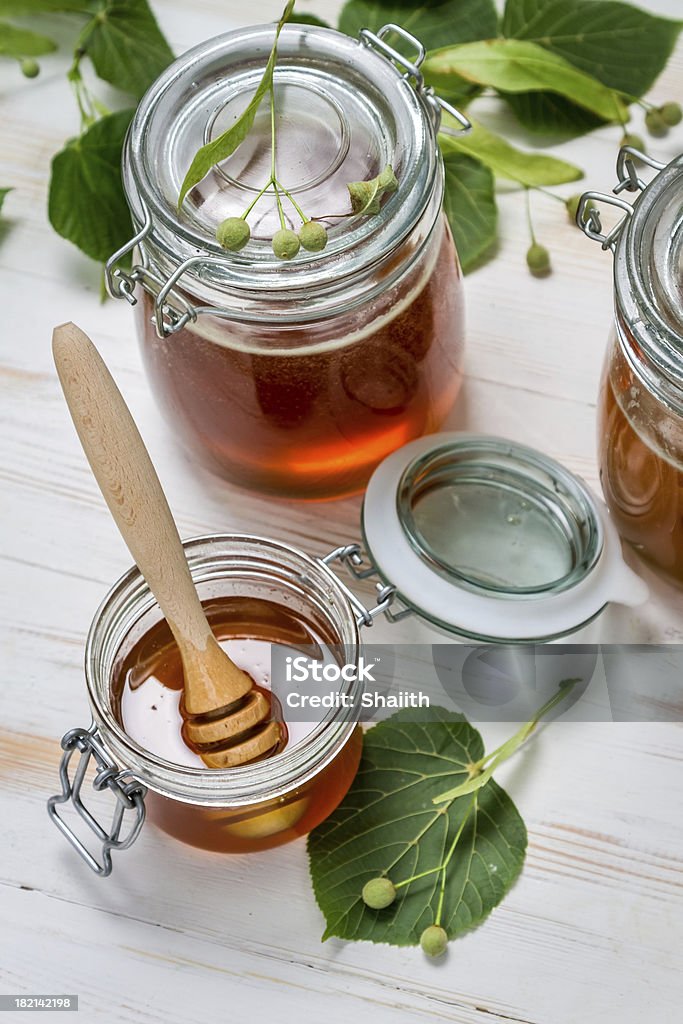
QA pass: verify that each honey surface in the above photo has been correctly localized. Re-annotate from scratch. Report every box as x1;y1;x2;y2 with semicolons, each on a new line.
136;222;464;497
113;596;325;767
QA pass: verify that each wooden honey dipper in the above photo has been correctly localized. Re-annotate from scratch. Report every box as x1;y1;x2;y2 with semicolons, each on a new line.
53;322;283;769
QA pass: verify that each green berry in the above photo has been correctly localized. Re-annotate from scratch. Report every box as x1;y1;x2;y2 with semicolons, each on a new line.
526;242;551;277
272;228;300;260
20;58;40;79
645;108;667;137
298;220;328;252
420;925;448;957
620;132;646;152
216;217;250;252
660;101;682;127
565;193;595;227
565;194;581;222
361;877;396;910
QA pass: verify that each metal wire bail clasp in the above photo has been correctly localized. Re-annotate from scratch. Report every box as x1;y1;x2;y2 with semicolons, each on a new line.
104;203;153;304
577;145;666;252
47;724;147;877
322;544;413;628
359;24;471;138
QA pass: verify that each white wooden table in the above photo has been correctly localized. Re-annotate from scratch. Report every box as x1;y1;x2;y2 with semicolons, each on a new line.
2;2;683;1021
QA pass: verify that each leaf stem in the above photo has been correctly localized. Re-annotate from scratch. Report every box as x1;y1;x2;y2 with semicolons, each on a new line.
394;863;448;890
525;187;536;244
433;679;580;805
242;177;275;219
273;181;286;230
270;84;277;183
278;182;308;224
532;185;565;204
435;793;478;926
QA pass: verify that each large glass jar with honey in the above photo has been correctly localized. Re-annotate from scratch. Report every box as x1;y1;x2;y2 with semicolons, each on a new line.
106;23;468;498
580;150;683;585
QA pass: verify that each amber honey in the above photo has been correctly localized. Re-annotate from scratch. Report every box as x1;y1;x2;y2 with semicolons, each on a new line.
599;343;683;585
136;221;463;498
111;594;362;853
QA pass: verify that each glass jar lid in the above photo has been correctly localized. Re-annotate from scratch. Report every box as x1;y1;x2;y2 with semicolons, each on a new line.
362;434;648;641
122;23;442;308
616;153;683;394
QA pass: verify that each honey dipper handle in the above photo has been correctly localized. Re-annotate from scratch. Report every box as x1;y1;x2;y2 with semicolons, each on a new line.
52;322;214;653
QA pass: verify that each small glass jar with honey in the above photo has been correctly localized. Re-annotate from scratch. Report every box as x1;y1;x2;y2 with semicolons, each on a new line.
48;536;364;871
579;149;683;586
105;23;469;498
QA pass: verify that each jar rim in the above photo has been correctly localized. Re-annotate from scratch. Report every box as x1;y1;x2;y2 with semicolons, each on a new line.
615;153;683;407
84;534;361;807
123;23;440;311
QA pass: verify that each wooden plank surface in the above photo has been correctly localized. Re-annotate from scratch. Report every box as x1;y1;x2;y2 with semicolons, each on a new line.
1;2;683;1021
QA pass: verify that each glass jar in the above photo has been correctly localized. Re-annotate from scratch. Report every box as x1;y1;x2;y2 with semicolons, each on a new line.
579;149;683;585
106;23;469;498
48;536;363;873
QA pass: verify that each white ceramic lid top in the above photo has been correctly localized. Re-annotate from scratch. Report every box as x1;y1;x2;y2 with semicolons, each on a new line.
362;433;648;641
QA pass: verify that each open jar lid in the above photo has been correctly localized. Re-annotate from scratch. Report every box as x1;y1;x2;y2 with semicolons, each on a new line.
122;22;444;309
361;433;648;642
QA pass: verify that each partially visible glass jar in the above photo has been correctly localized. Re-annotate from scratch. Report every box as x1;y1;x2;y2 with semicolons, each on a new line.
579;149;683;584
107;23;469;498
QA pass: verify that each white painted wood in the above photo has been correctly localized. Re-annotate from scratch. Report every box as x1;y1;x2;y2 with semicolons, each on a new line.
1;2;682;1022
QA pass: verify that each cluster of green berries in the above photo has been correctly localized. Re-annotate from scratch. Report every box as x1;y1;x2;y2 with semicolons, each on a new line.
525;192;602;277
216;216;328;260
215;165;397;260
644;101;682;137
360;878;449;958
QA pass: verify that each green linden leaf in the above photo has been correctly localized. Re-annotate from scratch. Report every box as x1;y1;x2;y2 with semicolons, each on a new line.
48;108;135;263
0;1;89;12
177;0;295;209
0;20;56;56
286;12;331;29
338;0;498;52
501;0;683;135
0;186;12;213
339;0;497;104
308;708;527;946
440;117;582;186
441;150;497;273
77;0;174;101
423;38;628;123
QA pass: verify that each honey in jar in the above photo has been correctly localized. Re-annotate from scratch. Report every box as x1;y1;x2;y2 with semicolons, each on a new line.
599;326;683;582
47;538;364;870
113;594;361;853
584;150;683;585
109;23;467;497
